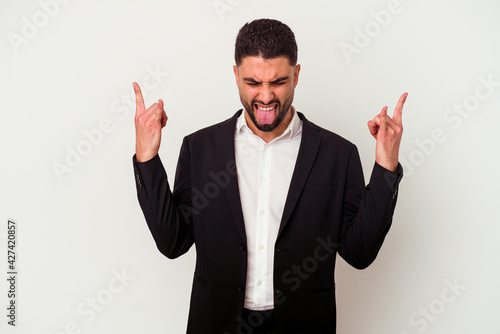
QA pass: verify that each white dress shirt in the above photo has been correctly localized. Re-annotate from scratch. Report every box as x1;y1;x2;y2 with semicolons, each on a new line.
234;107;303;310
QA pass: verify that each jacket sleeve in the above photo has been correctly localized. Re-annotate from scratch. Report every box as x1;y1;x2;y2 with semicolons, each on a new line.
132;137;194;259
338;145;403;269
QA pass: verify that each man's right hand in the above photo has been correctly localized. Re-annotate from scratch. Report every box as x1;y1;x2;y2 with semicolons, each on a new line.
133;82;168;162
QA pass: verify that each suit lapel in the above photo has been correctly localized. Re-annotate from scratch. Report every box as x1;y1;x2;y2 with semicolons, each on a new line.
215;110;247;242
213;110;322;242
278;112;322;238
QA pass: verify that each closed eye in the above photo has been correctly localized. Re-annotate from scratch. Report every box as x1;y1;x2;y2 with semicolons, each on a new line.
243;77;289;86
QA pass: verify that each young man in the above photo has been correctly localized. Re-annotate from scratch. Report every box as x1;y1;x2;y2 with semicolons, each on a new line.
133;19;406;334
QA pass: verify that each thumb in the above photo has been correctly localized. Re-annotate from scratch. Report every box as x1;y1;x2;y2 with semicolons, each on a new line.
380;106;388;116
367;119;378;136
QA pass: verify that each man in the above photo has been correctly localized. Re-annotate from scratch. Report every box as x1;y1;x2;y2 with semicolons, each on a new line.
132;19;406;334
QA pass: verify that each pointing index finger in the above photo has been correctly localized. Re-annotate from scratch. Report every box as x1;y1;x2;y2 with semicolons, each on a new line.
133;82;146;112
393;92;408;124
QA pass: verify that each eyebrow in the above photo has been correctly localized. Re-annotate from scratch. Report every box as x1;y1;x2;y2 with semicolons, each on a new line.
243;76;289;84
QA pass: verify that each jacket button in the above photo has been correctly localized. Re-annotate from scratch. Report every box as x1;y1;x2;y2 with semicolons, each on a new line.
236;285;244;292
240;243;246;251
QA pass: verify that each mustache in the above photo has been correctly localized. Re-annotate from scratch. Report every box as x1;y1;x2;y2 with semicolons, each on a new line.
252;99;281;106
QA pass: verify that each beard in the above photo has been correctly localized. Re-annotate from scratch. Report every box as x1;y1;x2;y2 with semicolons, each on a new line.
240;97;293;132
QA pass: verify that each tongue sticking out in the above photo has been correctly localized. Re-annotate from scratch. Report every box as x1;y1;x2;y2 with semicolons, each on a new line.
256;107;275;124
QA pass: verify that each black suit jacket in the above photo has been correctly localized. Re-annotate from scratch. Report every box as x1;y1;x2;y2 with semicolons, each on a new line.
133;110;403;334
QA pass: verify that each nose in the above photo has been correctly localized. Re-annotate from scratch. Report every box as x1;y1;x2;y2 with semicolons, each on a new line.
258;84;274;105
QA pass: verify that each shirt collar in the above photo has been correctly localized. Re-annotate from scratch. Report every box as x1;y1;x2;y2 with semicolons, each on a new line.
236;106;302;141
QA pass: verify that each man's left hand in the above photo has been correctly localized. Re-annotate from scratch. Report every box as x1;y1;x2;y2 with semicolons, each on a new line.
367;92;408;172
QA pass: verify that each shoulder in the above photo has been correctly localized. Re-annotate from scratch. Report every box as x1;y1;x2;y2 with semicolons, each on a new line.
183;110;241;142
298;111;357;151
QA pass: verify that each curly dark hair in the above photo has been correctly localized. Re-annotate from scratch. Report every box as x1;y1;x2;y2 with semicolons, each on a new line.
234;19;298;67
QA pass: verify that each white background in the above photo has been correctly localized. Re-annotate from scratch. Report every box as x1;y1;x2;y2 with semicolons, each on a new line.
1;0;499;333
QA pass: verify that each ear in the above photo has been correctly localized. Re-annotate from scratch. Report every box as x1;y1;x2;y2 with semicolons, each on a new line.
293;64;301;88
233;65;240;88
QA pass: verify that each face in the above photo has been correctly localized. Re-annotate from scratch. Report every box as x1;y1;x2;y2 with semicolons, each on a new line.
233;56;300;133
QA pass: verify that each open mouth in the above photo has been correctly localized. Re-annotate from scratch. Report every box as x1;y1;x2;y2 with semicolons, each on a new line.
254;103;277;125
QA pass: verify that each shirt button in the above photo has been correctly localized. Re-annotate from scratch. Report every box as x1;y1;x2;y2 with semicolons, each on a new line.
263;144;269;150
260;210;265;216
261;175;266;181
259;245;264;250
258;280;262;285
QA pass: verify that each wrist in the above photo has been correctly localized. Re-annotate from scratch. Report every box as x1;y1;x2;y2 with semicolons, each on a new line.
136;149;157;163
